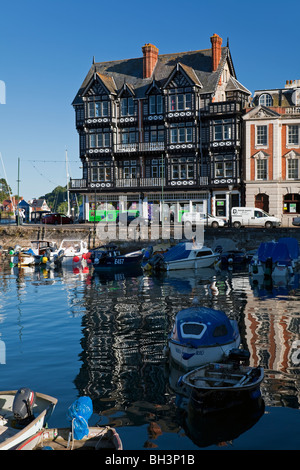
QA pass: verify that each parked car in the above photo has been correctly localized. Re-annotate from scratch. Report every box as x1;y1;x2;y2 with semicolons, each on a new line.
117;213;149;226
181;212;226;228
292;217;300;226
41;213;73;225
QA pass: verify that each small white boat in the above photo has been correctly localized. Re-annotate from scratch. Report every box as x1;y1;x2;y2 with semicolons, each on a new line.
10;245;35;266
58;239;89;267
163;242;219;271
0;388;57;450
167;306;240;369
16;426;123;450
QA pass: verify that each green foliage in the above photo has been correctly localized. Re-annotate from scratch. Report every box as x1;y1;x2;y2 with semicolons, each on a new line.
0;178;12;203
41;186;82;213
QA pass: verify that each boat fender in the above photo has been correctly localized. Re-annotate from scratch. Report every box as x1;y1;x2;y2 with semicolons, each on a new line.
42;257;48;264
73;256;80;263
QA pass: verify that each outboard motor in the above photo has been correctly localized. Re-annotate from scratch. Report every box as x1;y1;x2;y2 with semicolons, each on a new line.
13;388;36;425
227;348;250;364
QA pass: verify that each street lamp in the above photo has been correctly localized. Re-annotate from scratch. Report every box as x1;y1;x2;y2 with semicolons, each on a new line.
228;184;233;227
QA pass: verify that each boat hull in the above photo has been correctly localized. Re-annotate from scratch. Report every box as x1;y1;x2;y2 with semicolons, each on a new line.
168;337;241;369
16;426;123;450
166;254;219;271
180;363;264;411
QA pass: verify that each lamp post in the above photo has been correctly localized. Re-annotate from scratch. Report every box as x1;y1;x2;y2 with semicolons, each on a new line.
228;184;233;227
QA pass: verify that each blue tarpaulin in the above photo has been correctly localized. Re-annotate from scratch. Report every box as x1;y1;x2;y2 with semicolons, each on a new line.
163;243;191;262
278;237;299;260
67;396;93;440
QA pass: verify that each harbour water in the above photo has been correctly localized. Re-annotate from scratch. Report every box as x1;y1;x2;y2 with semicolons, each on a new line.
0;260;300;450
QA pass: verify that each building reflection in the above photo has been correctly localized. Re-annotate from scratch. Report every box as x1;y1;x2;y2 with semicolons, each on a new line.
69;266;300;438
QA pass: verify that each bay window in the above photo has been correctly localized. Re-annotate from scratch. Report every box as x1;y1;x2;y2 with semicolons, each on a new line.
170;123;193;143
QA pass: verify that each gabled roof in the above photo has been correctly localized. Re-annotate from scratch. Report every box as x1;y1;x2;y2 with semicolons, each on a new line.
226;76;251;95
162;62;203;89
72;43;243;105
243;105;281;120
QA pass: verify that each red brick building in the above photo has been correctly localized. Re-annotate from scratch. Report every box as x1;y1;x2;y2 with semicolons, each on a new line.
243;80;300;226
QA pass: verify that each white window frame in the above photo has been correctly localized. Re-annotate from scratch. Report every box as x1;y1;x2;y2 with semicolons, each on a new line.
287;158;299;179
256;158;268;180
256;125;268;147
287;125;299;146
259;94;273;107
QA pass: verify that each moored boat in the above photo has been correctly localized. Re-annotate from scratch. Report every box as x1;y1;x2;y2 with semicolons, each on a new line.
0;388;57;450
249;237;299;280
16;425;123;450
167;305;240;369
179;361;264;409
163;242;219;271
58;239;89;267
89;244;143;270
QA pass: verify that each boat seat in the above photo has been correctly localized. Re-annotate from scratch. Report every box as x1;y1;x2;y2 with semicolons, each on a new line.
0;425;19;440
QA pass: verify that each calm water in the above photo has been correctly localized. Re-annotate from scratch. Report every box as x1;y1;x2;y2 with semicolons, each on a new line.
0;259;300;451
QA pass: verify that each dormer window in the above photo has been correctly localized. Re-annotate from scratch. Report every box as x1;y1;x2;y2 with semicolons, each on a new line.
259;94;273;107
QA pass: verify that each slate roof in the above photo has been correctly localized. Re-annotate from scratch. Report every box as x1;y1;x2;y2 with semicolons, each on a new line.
72;45;245;105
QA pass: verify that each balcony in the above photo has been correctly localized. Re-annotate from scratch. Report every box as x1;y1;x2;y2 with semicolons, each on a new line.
115;142;165;154
70;176;208;191
202;102;241;116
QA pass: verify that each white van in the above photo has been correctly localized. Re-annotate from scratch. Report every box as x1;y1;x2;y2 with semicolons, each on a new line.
231;207;281;229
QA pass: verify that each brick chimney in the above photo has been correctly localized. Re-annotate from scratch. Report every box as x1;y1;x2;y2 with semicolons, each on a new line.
210;34;223;72
142;43;159;79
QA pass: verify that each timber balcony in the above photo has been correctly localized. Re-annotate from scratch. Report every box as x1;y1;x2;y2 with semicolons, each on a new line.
70;176;209;192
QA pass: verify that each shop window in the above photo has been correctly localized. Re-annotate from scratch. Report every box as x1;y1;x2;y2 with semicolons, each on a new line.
283;193;300;214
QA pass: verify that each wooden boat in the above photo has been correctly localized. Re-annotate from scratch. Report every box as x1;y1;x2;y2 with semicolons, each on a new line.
0;389;57;450
167;306;240;369
89;244;143;270
179;362;264;410
16;425;123;450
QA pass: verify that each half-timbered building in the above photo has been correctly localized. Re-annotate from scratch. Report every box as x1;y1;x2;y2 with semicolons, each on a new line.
71;34;251;222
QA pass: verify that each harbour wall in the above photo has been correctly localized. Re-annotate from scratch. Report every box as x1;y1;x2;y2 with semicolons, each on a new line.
1;224;300;253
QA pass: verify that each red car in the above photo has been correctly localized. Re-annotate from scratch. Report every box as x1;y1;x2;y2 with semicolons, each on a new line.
41;213;73;225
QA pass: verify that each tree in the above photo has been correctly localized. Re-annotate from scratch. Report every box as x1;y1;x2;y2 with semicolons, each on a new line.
41;185;82;214
0;178;12;203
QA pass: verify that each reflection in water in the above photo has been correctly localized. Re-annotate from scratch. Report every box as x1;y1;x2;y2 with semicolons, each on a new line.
1;262;300;448
182;395;265;448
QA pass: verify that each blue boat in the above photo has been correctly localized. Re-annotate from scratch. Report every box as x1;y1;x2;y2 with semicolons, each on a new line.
167;305;240;369
249;237;299;279
89;244;143;271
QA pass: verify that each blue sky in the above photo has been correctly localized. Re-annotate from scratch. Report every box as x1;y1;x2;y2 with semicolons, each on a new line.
0;0;299;201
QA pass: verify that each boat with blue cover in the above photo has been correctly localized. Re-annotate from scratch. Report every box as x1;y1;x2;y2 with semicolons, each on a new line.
249;237;300;279
167;305;241;369
162;242;219;271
